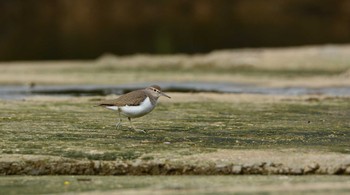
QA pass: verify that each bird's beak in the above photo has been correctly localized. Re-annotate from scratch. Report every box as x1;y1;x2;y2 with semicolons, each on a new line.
160;92;171;98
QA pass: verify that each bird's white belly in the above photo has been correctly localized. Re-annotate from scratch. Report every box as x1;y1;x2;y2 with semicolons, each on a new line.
108;97;155;118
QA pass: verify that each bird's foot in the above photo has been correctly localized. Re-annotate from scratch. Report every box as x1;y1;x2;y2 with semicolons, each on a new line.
130;127;146;133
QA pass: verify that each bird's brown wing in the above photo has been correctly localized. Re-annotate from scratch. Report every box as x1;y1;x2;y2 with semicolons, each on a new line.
98;90;147;106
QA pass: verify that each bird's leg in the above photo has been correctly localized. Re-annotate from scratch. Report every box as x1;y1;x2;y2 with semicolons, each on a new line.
116;112;122;129
128;117;146;133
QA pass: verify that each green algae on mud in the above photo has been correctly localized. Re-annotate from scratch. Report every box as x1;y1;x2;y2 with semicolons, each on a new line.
0;95;349;161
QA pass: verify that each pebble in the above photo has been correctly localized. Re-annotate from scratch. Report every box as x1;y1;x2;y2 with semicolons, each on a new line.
231;165;242;174
304;162;320;174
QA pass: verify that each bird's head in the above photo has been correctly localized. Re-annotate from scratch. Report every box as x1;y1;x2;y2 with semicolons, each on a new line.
147;85;171;99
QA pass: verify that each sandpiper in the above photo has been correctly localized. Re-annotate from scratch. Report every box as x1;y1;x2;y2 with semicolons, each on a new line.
98;85;170;132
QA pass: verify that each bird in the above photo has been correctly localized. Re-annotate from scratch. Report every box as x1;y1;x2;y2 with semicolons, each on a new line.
98;85;171;132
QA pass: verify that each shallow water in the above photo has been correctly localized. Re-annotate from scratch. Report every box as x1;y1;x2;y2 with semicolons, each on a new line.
1;82;350;99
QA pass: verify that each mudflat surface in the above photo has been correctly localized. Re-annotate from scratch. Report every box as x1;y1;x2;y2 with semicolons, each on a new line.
0;94;349;176
1;175;350;195
0;45;350;194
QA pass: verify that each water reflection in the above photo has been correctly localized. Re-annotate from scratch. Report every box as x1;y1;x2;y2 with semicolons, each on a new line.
1;82;350;100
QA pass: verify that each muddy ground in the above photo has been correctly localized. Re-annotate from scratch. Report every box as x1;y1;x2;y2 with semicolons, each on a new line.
0;93;349;176
0;45;350;194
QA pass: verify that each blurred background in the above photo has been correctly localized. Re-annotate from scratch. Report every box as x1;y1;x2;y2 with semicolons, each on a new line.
1;0;350;61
